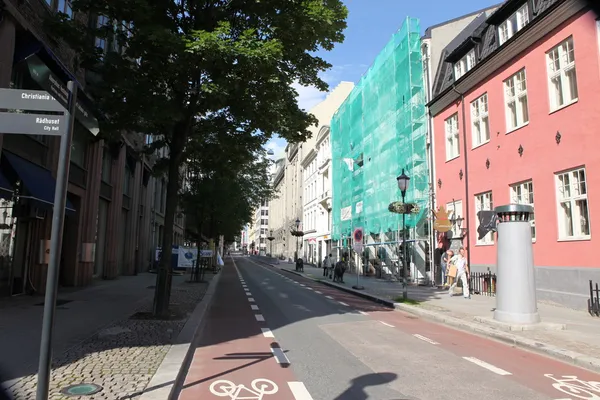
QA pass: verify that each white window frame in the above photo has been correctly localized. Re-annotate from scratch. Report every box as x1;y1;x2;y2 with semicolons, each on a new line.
546;37;578;112
510;180;536;241
444;113;460;161
445;200;463;238
471;93;490;147
475;191;494;245
454;49;476;80
555;167;591;240
498;4;529;45
504;68;529;132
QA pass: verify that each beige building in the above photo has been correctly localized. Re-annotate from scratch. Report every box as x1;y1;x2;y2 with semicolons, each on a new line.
301;82;354;264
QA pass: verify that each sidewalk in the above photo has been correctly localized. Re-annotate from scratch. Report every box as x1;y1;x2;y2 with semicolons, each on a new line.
0;270;216;400
266;259;600;373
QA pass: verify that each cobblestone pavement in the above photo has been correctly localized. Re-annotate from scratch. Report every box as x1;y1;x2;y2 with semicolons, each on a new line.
5;276;213;400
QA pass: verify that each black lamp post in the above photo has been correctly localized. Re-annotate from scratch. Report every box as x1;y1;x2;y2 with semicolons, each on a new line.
396;168;411;300
267;229;275;257
295;218;301;261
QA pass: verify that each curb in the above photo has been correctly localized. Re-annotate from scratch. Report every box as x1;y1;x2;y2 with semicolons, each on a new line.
275;266;600;374
139;269;223;400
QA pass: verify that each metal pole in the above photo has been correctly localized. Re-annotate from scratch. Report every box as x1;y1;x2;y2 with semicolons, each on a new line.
36;81;77;400
402;191;408;300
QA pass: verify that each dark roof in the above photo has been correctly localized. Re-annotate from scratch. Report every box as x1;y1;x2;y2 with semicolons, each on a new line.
422;3;503;39
431;0;561;99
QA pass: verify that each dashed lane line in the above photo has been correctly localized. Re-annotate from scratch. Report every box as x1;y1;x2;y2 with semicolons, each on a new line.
246;292;252;297
288;382;314;400
379;321;395;328
248;298;255;302
338;301;349;307
463;357;512;376
358;311;369;316
261;328;275;338
251;305;259;310
326;296;334;300
413;334;439;345
255;314;265;322
315;291;322;294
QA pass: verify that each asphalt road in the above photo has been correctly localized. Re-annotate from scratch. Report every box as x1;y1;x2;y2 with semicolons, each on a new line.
179;256;600;400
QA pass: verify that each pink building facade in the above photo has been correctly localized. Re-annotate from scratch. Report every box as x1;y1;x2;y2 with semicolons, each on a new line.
429;0;600;309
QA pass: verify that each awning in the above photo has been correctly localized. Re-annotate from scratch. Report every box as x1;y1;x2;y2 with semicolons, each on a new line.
1;152;75;213
0;171;14;200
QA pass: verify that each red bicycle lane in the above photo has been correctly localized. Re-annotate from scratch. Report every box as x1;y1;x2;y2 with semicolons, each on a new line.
271;265;600;399
178;260;308;400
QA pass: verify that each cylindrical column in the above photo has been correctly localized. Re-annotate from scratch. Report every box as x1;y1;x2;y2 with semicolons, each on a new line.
493;204;540;325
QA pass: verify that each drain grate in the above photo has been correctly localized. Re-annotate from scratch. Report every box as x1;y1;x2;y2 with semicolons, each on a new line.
60;383;103;396
35;299;73;306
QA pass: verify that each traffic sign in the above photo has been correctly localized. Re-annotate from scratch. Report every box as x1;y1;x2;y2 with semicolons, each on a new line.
0;88;64;112
353;227;364;253
0;112;66;135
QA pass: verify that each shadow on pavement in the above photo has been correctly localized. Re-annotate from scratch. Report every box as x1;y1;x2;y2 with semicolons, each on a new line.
334;372;399;400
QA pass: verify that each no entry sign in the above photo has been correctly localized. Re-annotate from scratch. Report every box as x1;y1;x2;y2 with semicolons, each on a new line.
353;228;364;253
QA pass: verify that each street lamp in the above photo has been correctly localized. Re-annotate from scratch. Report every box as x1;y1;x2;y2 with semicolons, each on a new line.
396;169;411;300
267;229;275;257
295;218;301;261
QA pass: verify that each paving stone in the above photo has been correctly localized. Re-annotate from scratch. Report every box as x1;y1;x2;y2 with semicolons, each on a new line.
7;278;211;400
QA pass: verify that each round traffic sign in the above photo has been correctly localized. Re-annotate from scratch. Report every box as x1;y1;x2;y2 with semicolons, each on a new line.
353;228;363;242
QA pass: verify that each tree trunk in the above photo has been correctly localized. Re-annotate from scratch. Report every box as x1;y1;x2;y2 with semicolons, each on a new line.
153;130;186;316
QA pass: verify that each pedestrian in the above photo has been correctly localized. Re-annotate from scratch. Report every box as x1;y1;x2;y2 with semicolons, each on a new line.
323;253;332;277
441;249;454;287
448;248;470;299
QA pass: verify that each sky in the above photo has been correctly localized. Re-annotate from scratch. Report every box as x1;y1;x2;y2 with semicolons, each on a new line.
266;0;501;159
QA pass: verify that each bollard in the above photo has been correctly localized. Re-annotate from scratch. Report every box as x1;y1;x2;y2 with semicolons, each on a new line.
493;204;540;325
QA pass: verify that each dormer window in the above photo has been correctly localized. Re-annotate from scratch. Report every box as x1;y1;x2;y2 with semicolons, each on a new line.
454;49;476;80
498;4;529;45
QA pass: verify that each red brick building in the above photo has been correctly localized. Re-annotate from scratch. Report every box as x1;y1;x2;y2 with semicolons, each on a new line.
429;0;600;308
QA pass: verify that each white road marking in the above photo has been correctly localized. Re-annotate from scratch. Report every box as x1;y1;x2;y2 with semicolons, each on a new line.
463;357;512;376
261;328;274;338
358;311;368;315
379;321;395;328
306;287;314;290
246;293;252;296
288;382;314;400
326;295;334;299
300;284;306;287
413;334;439;345
315;291;322;294
251;305;259;310
339;301;349;307
270;346;290;365
248;298;255;302
255;314;265;322
244;288;250;292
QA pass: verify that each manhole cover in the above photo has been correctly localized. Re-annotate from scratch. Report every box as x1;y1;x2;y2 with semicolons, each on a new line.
60;383;103;396
35;299;72;306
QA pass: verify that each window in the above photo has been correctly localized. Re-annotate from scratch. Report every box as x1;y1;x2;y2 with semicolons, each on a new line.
56;0;73;18
123;164;132;196
498;4;529;45
504;69;529;131
471;93;490;147
70;127;88;167
510;181;536;240
547;37;578;111
446;200;463;238
95;16;110;55
101;148;112;183
454;49;476;79
556;167;590;239
475;192;494;244
445;113;460;160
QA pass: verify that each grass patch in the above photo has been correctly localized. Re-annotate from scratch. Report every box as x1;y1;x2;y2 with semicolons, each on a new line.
393;297;422;305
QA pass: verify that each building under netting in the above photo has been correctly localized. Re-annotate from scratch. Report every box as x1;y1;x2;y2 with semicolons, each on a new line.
330;17;430;283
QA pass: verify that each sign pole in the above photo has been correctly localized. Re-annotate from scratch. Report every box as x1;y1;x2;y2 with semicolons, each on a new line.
36;81;77;400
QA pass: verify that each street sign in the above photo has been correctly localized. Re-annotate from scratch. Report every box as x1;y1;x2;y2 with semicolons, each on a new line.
0;88;65;112
432;206;452;233
353;227;364;253
0;112;66;135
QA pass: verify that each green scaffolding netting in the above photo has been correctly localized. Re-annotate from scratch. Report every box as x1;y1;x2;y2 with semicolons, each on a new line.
331;17;429;241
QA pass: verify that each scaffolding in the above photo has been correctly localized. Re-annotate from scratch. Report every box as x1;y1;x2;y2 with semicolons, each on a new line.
330;17;429;279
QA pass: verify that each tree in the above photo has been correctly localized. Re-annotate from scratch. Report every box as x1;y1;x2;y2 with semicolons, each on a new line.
51;0;347;316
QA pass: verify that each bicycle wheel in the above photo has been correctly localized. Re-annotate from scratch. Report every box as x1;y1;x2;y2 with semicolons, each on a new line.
209;380;237;397
250;378;279;395
552;383;600;399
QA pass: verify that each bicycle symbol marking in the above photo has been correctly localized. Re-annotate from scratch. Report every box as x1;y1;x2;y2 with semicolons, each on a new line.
545;374;600;399
209;378;279;399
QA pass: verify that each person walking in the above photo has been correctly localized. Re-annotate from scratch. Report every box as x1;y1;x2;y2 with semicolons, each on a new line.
323;253;332;277
448;248;470;299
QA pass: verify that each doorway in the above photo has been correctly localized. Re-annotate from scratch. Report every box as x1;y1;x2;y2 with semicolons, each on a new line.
94;199;109;278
